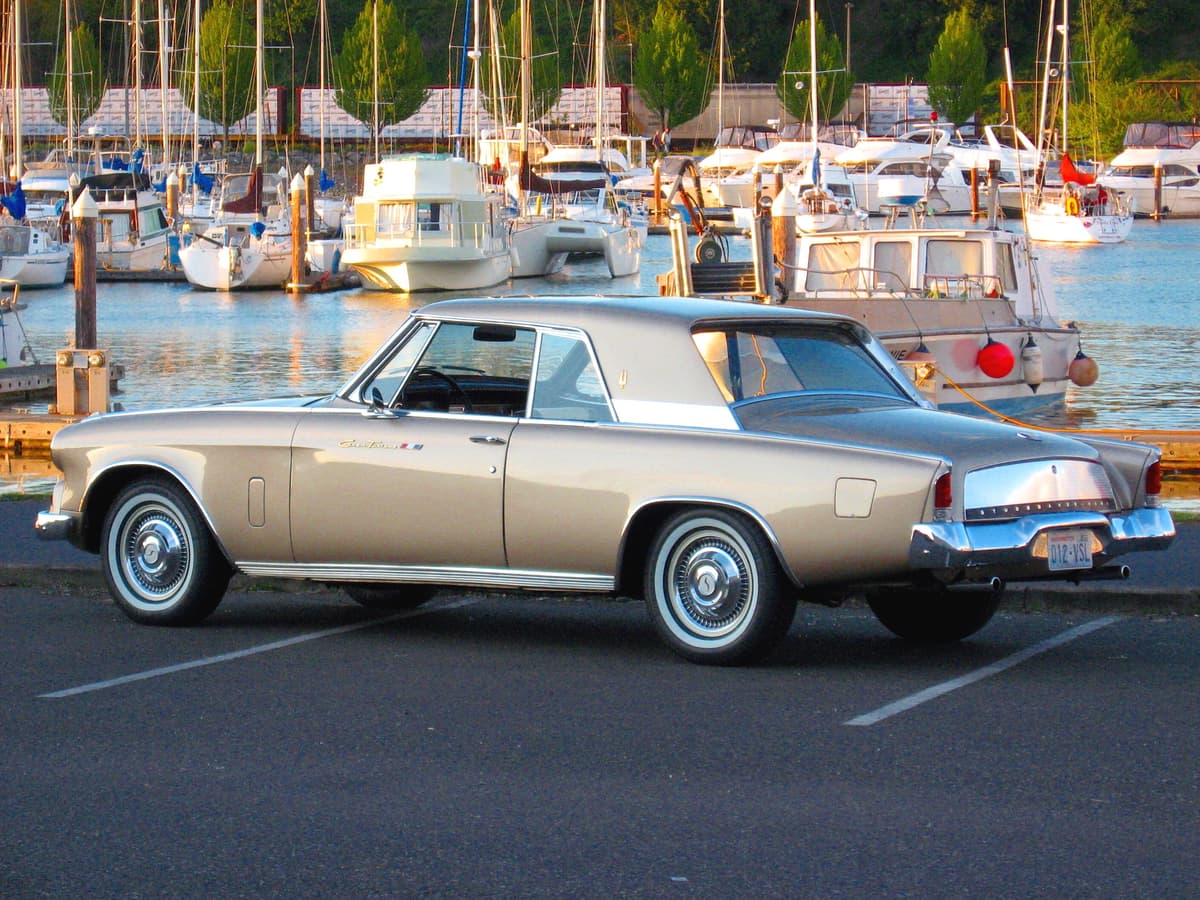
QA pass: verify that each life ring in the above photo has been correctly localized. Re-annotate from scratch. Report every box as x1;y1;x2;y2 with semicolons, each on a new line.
1064;195;1080;216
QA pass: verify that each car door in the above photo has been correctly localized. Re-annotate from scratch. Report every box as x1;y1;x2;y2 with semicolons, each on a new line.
289;409;514;567
288;319;535;569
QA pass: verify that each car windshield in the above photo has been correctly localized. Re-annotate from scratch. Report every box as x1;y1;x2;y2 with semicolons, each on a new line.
692;325;912;417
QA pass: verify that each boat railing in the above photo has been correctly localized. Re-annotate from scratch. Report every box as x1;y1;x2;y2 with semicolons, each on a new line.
344;219;494;250
922;274;1004;299
802;266;921;298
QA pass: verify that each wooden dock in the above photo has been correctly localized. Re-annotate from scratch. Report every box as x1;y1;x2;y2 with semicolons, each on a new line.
0;364;125;402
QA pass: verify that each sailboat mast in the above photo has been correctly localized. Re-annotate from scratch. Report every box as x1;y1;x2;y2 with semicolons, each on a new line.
319;0;327;173
809;0;818;140
716;0;724;138
593;0;605;150
255;0;263;167
13;0;22;179
1035;0;1056;193
157;0;170;176
372;0;379;162
65;0;75;158
191;0;199;174
1060;0;1069;158
133;0;143;149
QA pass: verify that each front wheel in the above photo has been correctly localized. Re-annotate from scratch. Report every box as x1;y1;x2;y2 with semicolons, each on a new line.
866;585;1002;643
644;508;796;665
101;478;232;626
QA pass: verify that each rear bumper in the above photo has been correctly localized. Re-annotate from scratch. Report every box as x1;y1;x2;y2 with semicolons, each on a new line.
910;508;1176;578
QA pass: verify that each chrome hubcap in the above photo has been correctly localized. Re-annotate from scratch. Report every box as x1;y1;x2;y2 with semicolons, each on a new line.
669;532;752;636
683;548;744;620
123;510;189;600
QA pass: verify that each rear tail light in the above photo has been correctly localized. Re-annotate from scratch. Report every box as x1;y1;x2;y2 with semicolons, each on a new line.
934;471;953;518
1145;460;1162;507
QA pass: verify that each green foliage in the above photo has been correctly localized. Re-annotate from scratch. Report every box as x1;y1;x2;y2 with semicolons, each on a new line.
334;0;430;134
775;16;852;125
47;23;105;128
633;0;709;129
1089;10;1141;83
478;5;564;126
176;0;255;139
926;7;988;125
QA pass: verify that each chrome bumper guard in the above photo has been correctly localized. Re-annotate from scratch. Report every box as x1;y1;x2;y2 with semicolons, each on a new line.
35;510;79;543
910;508;1176;572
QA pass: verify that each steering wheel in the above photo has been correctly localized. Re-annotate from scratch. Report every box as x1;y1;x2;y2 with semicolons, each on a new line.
409;366;474;411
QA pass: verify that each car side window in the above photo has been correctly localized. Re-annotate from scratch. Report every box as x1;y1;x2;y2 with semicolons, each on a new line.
362;321;436;405
530;332;613;422
398;322;536;416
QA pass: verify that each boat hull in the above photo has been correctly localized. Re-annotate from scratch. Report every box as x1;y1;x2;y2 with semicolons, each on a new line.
179;241;293;291
1024;210;1133;244
0;250;69;287
343;246;511;292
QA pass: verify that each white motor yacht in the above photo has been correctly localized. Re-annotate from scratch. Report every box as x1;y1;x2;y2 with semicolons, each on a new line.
1098;121;1200;218
341;154;511;292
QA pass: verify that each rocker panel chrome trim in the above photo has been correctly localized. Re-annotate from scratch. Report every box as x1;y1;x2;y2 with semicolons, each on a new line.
235;561;614;592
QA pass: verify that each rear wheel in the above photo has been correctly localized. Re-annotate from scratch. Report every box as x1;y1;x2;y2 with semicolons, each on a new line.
644;508;795;665
101;478;231;626
866;585;1002;642
343;584;433;610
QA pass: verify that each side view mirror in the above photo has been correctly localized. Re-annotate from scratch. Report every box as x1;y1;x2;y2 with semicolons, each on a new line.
363;386;402;419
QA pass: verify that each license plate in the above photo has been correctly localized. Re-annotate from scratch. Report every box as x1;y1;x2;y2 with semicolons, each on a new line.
1047;530;1093;571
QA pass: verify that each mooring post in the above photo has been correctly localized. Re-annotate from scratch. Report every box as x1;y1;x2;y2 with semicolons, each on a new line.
73;188;97;349
54;187;109;415
304;164;317;235
288;173;308;292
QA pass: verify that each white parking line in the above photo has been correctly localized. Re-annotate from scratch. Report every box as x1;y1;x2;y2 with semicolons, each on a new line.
40;598;477;699
844;616;1123;727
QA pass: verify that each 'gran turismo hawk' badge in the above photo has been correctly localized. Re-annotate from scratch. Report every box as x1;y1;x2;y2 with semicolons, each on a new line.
338;439;424;450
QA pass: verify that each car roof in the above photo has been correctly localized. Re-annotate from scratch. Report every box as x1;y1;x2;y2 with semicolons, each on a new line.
410;295;867;417
413;294;848;332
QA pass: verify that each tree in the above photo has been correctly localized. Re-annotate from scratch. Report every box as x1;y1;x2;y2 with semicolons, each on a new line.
334;0;430;140
178;0;255;146
775;16;853;125
47;22;105;130
633;0;709;130
926;7;989;126
479;5;564;127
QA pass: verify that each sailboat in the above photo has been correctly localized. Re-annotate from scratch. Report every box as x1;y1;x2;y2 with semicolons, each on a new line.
1022;0;1132;244
0;0;70;287
789;0;861;232
177;0;292;289
507;0;642;277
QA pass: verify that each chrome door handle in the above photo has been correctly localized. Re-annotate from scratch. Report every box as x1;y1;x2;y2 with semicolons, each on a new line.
470;435;507;445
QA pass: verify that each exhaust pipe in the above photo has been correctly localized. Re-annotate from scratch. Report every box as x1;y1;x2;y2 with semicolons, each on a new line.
1069;564;1131;585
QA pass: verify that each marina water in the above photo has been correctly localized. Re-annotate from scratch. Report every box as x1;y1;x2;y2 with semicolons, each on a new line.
5;215;1198;460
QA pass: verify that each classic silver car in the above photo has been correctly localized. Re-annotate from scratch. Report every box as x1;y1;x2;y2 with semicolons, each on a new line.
37;296;1175;664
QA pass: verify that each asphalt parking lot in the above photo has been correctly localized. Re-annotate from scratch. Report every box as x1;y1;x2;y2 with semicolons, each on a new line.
3;576;1198;897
